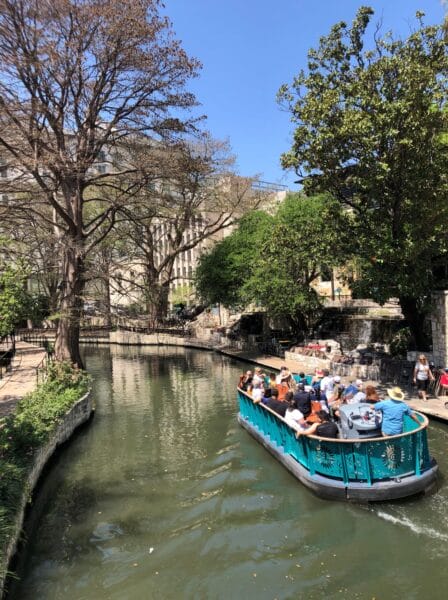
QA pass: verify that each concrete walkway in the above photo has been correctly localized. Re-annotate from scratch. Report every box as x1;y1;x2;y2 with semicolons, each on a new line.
0;342;46;418
219;346;448;423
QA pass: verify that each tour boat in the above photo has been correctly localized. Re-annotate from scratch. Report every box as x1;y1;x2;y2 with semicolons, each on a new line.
237;389;438;501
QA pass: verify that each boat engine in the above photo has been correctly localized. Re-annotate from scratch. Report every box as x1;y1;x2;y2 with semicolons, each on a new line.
338;402;382;439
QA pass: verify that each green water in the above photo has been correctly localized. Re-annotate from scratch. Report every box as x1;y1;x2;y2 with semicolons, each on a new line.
8;346;448;600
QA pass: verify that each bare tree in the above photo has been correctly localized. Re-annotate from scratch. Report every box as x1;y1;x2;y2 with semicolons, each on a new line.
0;0;199;366
112;135;269;325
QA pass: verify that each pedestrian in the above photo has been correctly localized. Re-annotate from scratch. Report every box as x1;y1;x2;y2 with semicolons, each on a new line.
413;354;434;402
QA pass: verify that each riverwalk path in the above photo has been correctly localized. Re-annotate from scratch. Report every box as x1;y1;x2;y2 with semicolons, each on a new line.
218;346;448;423
3;335;448;423
0;342;46;418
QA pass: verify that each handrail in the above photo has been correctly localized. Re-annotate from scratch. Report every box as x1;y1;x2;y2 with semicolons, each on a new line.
237;387;429;443
237;388;433;487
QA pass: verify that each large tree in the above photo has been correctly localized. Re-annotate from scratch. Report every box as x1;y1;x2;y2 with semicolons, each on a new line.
111;135;266;324
0;0;199;366
196;194;351;335
278;7;448;348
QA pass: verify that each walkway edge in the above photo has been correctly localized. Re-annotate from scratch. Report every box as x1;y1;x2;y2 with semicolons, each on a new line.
0;391;94;598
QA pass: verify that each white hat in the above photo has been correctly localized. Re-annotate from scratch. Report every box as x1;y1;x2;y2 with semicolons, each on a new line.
334;375;341;383
388;386;405;401
355;379;363;386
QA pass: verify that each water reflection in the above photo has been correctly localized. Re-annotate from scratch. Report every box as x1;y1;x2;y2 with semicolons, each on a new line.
8;346;448;600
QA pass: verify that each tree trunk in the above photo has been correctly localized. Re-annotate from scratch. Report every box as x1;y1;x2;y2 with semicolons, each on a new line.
103;269;112;328
54;241;85;368
399;295;430;351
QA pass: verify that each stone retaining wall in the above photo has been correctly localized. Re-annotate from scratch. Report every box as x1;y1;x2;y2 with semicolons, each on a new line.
431;291;448;368
0;391;94;597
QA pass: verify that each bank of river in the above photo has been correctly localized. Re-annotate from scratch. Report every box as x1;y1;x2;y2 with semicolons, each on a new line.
8;346;448;599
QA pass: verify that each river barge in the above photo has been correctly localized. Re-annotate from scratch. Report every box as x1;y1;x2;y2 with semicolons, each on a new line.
237;389;438;501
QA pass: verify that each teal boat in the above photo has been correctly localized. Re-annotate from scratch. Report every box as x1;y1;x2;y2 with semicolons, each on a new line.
237;389;438;501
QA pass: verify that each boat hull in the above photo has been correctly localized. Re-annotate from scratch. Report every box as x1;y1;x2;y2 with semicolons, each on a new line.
238;412;438;502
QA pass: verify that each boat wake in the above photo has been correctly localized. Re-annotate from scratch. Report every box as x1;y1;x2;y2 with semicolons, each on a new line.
376;510;448;542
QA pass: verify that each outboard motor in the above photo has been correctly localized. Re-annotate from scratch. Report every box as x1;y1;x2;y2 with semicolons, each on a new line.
338;402;382;439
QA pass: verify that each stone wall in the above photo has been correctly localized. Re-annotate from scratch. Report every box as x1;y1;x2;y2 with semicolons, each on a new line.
431;291;448;368
0;391;93;597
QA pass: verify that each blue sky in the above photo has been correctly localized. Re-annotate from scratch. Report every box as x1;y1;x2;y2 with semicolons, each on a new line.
165;1;446;189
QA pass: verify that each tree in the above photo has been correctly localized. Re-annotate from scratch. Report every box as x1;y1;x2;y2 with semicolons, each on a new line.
0;0;199;366
196;194;350;335
0;264;35;337
278;7;448;348
247;194;351;334
113;135;267;324
195;210;273;308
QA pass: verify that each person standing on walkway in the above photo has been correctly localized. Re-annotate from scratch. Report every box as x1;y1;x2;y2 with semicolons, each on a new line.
413;354;434;402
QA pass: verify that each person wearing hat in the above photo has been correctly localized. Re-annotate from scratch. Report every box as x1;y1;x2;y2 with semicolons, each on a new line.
371;387;420;436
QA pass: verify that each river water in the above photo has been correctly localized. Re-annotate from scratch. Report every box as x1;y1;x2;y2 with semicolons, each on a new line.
8;346;448;600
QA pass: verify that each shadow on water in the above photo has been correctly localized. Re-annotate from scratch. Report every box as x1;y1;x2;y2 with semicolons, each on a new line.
7;346;448;600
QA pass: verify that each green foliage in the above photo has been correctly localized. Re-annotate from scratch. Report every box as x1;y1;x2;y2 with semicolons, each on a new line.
279;7;448;346
390;327;412;358
0;265;34;337
195;211;273;308
0;363;90;567
196;194;351;333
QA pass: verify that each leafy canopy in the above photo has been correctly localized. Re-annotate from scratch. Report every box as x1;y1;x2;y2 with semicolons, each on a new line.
195;194;351;332
278;7;448;345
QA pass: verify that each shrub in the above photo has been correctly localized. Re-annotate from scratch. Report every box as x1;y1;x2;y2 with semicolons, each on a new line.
0;362;90;576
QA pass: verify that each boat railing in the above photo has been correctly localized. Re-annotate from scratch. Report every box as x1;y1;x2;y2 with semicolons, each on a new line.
237;389;432;486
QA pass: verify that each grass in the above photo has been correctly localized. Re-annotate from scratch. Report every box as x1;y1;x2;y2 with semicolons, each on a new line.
0;362;90;581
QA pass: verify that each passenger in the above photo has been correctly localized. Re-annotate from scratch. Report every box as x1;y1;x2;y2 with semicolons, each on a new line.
251;381;263;403
238;370;253;391
284;393;307;432
267;372;278;389
297;410;339;439
351;381;367;403
413;354;434;402
253;367;265;387
276;366;289;384
365;384;380;403
328;375;344;404
343;379;362;402
293;382;312;418
311;369;323;400
297;372;307;384
261;387;272;403
320;369;334;403
371;386;420;436
261;387;288;417
277;370;295;400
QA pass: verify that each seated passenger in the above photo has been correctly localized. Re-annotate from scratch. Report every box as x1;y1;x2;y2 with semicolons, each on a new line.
267;372;278;389
293;382;312;417
319;369;334;403
372;386;420;436
261;387;272;403
251;381;264;403
276;366;289;384
365;384;380;403
261;388;288;417
343;379;363;402
297;410;339;439
351;382;366;403
284;392;307;432
238;370;253;391
253;367;265;387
